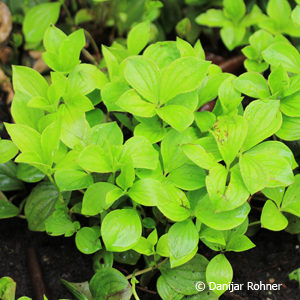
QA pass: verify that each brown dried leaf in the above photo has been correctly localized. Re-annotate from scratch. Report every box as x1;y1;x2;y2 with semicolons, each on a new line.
0;2;12;44
0;67;13;103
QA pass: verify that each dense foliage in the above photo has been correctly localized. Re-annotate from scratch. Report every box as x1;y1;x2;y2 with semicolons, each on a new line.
0;0;300;299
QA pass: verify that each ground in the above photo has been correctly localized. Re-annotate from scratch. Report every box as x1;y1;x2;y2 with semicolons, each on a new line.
0;218;299;300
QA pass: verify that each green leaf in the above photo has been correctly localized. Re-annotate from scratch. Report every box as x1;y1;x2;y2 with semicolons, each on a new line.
156;234;170;257
101;82;130;112
43;28;85;73
41;120;61;165
220;25;245;51
23;2;61;46
206;164;227;210
157;183;191;222
182;144;219;170
212;115;248;166
156;105;194;132
281;91;300;117
221;164;250;211
0;277;16;300
176;37;196;58
218;76;243;113
12;66;48;98
116;89;156;117
89;268;132;300
281;174;300;217
144;41;180;69
224;0;246;21
121;136;158;170
234;72;270;99
61;280;92;300
160;57;210;104
0;140;18;164
88;122;123;147
157;276;184;300
196;9;227;27
168;220;199;268
69;64;108;95
45;202;80;237
206;254;233;296
5;123;42;156
11;91;44;131
239;141;295;193
134;116;166;143
43;25;67;53
128;178;163;206
124;56;160;103
226;235;255;252
82;182;122;215
292;6;300;26
195;191;250;230
167;164;206;191
17;163;45;183
116;161;135;191
261;200;288;231
194;111;216;132
261;187;285;206
127;22;150;55
24;182;59;231
102;45;120;82
54;169;93;192
198;73;231;107
101;209;142;252
59;106;90;149
0;192;19;219
277;115;300;140
289;268;300;284
199;226;226;251
75;227;102;254
161;128;198;173
78;145;114;173
159;254;208;296
0;162;24;191
241;100;282;151
267;0;291;27
262;42;300;73
268;65;289;96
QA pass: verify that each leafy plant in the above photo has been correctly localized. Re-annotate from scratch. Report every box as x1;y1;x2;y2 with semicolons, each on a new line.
196;0;264;50
1;17;300;300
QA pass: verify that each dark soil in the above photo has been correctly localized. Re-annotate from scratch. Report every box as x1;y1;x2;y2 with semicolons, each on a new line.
0;218;299;300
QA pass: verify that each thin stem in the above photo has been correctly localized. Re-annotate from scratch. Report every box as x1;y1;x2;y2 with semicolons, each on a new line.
82;48;98;66
84;29;101;63
249;220;261;227
17;214;26;219
126;258;168;280
62;2;73;21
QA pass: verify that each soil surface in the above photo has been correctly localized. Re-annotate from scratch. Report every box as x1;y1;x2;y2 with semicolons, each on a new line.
0;218;299;300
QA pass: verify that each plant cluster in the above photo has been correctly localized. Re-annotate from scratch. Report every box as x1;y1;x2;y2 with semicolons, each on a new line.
0;0;300;299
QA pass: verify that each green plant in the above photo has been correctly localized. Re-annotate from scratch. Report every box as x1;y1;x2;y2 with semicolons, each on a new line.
196;0;264;50
0;277;48;300
1;21;300;300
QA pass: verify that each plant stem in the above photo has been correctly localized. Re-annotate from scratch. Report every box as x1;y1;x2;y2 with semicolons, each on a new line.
126;258;168;280
62;2;73;21
82;48;98;66
249;220;261;227
84;29;101;63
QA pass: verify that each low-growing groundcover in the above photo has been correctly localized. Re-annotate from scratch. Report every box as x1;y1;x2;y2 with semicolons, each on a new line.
1;8;300;300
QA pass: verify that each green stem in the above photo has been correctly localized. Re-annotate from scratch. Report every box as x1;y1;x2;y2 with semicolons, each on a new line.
248;220;261;227
126;258;168;280
82;48;98;66
84;29;101;63
62;2;73;22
